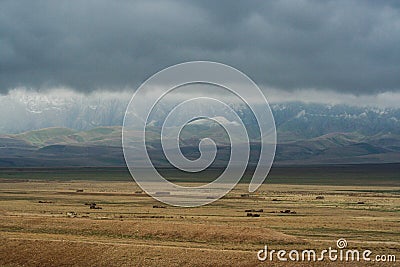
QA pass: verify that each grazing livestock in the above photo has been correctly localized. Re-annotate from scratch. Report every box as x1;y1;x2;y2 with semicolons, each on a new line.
279;209;297;214
245;209;263;212
246;213;260;217
89;203;102;209
66;211;77;218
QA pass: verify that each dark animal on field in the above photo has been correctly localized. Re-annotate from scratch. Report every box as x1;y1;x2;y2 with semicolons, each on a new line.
247;213;260;217
89;203;102;209
245;209;263;212
279;209;297;214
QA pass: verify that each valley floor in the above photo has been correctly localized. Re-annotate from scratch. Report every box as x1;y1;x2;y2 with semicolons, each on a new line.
0;180;399;266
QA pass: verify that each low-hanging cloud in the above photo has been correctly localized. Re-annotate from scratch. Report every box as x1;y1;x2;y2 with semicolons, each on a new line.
0;0;399;95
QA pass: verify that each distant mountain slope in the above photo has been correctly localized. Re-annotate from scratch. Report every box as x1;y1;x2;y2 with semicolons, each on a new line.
0;125;399;167
0;99;399;167
13;126;122;147
15;128;77;146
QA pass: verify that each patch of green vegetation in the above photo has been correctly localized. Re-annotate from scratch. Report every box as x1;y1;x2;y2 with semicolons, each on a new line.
86;127;117;135
0;168;132;181
341;189;400;194
15;127;77;146
1;164;399;187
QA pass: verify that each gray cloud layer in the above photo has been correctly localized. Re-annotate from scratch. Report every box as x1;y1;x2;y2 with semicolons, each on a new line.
1;0;399;94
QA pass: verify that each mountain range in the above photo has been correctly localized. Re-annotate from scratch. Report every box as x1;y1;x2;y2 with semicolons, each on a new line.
1;91;399;167
0;110;399;167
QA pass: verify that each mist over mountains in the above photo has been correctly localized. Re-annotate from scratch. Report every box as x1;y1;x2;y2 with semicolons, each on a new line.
1;89;399;138
0;90;399;167
0;90;128;134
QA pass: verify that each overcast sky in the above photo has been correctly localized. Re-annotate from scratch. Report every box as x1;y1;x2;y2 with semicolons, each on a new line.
1;0;400;96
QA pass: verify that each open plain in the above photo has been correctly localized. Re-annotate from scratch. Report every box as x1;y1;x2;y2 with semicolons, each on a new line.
0;169;399;266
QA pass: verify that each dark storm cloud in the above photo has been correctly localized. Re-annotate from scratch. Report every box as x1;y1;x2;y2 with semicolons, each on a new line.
0;0;399;94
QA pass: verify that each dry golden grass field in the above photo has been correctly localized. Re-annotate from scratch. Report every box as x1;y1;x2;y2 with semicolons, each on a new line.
0;179;399;266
